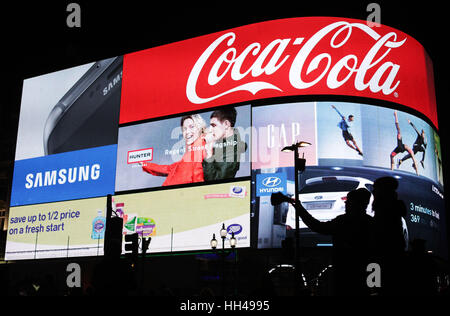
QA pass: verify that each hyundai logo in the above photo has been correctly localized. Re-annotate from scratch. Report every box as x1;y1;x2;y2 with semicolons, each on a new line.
227;224;243;235
314;195;323;200
262;177;282;187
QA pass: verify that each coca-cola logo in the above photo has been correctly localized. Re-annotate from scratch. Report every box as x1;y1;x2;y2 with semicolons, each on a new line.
186;21;406;104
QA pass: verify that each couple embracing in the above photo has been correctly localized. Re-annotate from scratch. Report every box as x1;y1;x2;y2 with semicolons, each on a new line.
141;107;247;186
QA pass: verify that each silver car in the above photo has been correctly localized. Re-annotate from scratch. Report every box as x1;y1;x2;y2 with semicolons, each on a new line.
285;175;409;249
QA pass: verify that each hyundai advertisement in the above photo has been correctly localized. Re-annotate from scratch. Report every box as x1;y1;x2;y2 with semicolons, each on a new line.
252;101;446;258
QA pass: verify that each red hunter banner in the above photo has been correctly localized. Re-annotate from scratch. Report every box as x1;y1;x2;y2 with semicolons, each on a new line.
120;17;438;128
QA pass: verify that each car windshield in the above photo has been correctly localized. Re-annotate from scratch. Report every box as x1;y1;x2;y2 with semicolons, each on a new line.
299;180;359;193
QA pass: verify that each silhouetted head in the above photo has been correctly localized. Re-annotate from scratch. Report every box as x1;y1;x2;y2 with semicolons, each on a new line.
345;188;371;215
372;176;399;212
373;176;398;197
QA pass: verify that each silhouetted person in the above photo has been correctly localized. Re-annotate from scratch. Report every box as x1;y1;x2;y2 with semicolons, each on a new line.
293;188;374;296
403;239;438;295
371;176;407;295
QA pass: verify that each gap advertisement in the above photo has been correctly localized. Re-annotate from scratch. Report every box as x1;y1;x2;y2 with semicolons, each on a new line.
252;101;446;258
115;105;251;192
252;102;317;170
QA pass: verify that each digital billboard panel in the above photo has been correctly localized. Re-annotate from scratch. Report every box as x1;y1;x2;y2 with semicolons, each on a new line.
119;17;437;127
115;105;251;192
5;17;445;260
252;101;446;257
11;57;123;207
114;181;250;253
5;196;107;260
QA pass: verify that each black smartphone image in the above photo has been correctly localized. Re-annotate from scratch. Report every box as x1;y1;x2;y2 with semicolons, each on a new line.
43;56;123;155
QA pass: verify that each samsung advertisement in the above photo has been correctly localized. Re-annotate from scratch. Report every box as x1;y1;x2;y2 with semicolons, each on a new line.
5;17;446;260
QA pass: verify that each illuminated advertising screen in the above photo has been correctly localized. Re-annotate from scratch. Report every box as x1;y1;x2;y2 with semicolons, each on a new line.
6;17;446;260
115;105;251;192
6;196;108;259
114;181;250;253
252;101;446;256
10;57;122;207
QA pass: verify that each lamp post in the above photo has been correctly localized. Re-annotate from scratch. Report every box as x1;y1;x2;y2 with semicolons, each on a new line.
229;232;237;295
210;223;237;296
220;223;227;249
279;141;311;293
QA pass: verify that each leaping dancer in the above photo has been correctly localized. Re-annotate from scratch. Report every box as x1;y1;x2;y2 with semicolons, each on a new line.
390;111;419;175
397;119;427;169
331;105;363;156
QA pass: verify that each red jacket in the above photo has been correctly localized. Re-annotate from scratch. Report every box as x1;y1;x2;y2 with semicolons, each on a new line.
142;137;206;186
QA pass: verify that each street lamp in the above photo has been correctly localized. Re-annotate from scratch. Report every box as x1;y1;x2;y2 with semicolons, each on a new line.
281;141;312;152
230;232;236;248
210;223;237;251
210;223;236;250
220;223;227;249
210;233;218;249
274;140;311;293
210;223;237;295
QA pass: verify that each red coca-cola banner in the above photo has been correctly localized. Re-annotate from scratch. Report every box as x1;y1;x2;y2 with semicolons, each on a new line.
120;17;437;128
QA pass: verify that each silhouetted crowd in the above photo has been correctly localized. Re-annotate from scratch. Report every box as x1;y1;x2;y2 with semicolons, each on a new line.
1;177;448;296
292;176;445;296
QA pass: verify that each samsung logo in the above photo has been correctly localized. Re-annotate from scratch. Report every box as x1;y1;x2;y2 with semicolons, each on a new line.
25;164;101;189
262;176;282;187
103;71;122;96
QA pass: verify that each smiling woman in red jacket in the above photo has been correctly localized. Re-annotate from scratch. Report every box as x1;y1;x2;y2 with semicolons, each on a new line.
141;114;207;186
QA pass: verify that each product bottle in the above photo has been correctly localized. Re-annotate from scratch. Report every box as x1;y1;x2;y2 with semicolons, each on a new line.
91;210;106;239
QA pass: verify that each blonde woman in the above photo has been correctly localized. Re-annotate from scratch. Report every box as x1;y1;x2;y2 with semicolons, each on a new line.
141;114;207;186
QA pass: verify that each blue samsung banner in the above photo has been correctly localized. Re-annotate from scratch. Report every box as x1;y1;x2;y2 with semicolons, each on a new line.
10;145;117;206
256;173;287;197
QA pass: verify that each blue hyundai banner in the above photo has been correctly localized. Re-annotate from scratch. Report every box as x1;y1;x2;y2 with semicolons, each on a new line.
256;173;287;197
11;145;117;206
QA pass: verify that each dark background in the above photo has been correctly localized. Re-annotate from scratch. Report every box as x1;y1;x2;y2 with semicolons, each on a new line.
0;0;449;251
